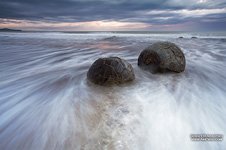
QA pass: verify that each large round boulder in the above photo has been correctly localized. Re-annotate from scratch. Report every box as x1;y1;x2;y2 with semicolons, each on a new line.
87;57;135;85
138;42;185;73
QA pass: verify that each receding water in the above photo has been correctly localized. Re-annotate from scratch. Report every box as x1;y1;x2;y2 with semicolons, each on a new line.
0;32;226;150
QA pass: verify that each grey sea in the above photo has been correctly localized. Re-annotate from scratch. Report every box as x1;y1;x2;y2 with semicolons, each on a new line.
0;31;226;150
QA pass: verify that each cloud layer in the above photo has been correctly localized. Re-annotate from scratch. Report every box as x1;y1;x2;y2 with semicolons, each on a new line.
0;0;226;31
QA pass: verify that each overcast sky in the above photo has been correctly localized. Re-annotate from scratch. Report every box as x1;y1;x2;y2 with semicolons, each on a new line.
0;0;226;31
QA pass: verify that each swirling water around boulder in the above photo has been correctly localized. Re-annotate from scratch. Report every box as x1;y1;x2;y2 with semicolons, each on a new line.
0;32;226;150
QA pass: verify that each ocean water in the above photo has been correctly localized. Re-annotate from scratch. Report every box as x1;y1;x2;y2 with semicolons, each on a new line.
0;31;226;150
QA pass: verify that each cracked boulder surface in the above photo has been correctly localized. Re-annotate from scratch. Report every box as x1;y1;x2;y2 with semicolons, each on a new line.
138;42;186;73
87;57;135;85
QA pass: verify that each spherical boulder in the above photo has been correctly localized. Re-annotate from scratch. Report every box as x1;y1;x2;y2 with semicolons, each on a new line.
138;42;185;73
87;57;135;85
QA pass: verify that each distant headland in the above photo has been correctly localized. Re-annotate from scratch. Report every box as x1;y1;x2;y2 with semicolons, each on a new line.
0;28;23;32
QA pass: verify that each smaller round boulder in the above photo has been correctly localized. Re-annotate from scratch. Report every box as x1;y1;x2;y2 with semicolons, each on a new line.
87;57;135;85
138;42;185;73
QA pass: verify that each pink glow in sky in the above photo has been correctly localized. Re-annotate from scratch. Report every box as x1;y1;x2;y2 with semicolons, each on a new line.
0;0;226;31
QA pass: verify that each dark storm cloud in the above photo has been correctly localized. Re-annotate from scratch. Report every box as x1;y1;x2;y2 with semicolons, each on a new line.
0;0;226;30
0;0;165;21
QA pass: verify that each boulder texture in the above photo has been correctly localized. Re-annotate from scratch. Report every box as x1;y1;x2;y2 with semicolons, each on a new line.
87;57;135;85
138;42;185;73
